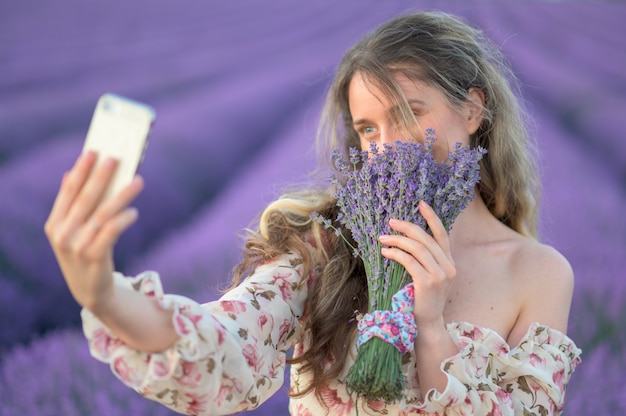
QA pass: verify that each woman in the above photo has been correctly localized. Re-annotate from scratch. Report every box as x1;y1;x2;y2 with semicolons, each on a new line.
45;11;580;416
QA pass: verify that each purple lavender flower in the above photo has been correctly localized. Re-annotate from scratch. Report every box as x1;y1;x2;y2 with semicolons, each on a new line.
314;130;486;401
328;130;486;308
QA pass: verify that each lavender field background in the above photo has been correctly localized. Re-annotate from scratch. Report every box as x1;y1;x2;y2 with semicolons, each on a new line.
1;0;625;414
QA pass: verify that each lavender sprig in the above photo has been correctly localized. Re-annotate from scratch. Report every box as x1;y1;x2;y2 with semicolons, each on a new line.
313;129;486;402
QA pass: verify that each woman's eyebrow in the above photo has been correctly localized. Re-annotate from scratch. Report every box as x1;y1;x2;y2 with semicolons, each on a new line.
404;99;427;108
352;99;426;126
387;99;427;117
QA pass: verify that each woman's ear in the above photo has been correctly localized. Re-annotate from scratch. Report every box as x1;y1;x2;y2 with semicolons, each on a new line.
466;88;485;135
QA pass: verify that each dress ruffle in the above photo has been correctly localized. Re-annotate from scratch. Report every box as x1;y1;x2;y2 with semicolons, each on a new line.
408;321;582;414
81;271;220;390
81;264;581;415
82;254;309;415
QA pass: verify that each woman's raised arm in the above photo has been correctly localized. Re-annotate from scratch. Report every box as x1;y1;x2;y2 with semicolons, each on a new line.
44;151;179;352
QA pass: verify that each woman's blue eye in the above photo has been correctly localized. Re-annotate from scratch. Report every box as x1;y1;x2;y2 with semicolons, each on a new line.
363;126;376;134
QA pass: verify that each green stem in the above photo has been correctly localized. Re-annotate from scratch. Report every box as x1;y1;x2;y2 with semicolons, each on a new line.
345;337;404;402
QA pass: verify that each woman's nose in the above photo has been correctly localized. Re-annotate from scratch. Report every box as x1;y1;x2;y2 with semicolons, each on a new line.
379;125;403;146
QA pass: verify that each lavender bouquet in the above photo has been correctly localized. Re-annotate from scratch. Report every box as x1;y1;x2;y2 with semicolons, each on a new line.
313;129;486;402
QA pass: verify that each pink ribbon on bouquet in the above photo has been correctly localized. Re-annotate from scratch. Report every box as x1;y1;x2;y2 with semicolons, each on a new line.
357;283;417;354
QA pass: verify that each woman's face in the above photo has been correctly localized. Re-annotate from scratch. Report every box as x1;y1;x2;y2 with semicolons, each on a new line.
347;71;483;159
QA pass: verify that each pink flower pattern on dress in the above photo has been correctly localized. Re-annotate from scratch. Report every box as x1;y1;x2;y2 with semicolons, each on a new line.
81;254;581;416
272;272;295;299
175;361;203;388
220;300;247;315
183;391;210;414
319;384;355;414
242;344;264;373
112;356;132;384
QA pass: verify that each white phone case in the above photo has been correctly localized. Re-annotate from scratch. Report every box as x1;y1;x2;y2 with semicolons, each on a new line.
82;93;155;200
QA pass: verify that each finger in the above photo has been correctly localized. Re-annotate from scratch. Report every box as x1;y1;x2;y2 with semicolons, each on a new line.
51;156;118;248
64;156;118;227
89;175;144;228
46;151;97;232
379;233;441;275
386;218;449;265
380;246;437;285
86;207;140;260
70;176;144;254
418;200;452;258
381;239;456;293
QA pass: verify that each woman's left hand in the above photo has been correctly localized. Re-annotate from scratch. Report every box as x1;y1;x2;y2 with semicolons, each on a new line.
378;200;456;329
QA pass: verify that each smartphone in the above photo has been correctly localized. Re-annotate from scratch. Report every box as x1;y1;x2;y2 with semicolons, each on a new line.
82;93;155;200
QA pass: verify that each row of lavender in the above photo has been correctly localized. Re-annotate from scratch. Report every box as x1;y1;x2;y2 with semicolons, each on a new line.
471;5;626;412
0;0;357;348
1;1;625;414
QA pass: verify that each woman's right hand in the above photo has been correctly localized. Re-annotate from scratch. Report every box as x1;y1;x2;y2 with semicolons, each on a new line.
44;150;144;313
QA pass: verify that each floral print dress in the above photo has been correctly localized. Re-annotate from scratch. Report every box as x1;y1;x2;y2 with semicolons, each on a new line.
82;251;581;416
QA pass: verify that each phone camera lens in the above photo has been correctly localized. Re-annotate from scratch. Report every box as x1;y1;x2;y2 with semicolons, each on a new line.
102;99;118;114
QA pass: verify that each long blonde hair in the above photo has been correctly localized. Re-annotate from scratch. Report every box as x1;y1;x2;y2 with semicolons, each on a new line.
233;11;540;403
319;11;540;238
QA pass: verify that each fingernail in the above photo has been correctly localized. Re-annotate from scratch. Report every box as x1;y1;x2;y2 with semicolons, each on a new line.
82;150;95;161
103;157;118;167
379;235;389;242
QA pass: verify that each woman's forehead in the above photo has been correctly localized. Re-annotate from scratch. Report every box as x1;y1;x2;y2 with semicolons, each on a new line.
348;71;438;107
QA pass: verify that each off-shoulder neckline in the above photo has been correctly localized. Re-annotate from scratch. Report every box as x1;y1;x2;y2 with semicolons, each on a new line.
445;320;575;351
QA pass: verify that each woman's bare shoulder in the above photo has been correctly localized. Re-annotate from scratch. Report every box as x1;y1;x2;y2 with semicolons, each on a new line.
506;236;574;345
479;223;573;291
511;237;574;291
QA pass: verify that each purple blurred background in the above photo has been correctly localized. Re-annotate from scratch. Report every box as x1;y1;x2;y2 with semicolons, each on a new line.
1;0;625;414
